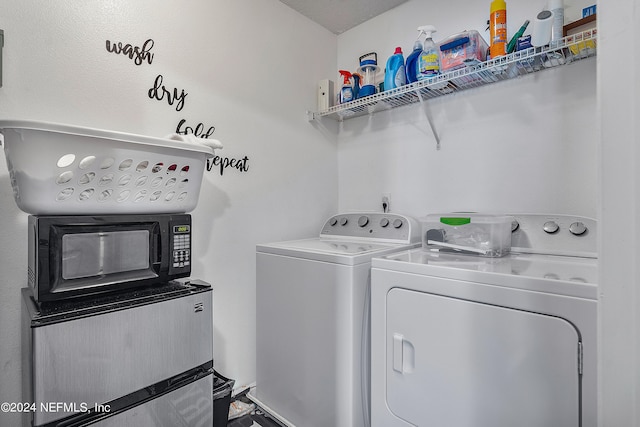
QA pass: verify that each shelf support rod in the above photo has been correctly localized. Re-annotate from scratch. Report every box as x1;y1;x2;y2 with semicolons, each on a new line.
307;110;339;141
416;89;441;150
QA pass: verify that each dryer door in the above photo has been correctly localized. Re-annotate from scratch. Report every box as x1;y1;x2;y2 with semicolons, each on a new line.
386;287;581;427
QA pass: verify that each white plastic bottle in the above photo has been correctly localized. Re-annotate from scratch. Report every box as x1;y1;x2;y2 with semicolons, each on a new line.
549;0;564;45
416;25;441;81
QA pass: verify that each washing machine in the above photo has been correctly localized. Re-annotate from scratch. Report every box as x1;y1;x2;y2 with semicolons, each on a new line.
251;212;421;427
370;214;598;427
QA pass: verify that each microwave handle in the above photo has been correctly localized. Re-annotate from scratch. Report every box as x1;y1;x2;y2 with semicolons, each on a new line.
152;228;162;266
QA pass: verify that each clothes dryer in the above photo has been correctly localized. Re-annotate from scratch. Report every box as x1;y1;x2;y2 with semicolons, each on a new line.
252;213;420;427
370;214;597;427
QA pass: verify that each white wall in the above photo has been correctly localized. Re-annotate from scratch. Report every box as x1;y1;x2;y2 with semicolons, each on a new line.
0;1;337;424
335;0;597;219
335;0;640;425
6;1;638;426
598;1;640;425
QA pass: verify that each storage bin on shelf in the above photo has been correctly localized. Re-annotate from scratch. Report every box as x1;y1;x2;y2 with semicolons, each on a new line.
439;30;489;71
0;120;216;215
421;213;514;257
436;30;489;89
566;28;597;59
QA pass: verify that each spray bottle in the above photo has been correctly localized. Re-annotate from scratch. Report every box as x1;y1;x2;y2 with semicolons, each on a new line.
338;70;354;104
416;25;441;81
406;28;427;84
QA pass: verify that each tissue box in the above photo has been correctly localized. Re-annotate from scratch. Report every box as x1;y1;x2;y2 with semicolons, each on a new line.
438;30;489;71
421;214;513;257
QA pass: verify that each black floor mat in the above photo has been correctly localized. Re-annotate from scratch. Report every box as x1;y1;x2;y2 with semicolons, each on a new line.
227;391;287;427
228;409;286;427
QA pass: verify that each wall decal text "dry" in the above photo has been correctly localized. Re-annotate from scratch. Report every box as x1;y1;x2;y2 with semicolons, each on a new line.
148;74;188;112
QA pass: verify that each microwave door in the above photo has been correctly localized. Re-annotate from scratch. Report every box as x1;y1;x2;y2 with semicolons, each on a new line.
62;230;150;280
102;230;150;275
62;233;105;280
57;229;156;294
30;214;190;302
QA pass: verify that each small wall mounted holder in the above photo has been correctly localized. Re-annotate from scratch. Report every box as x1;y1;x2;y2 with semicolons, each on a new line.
0;29;4;87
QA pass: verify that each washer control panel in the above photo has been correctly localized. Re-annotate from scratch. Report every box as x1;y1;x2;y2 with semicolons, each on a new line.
321;213;420;244
510;214;597;257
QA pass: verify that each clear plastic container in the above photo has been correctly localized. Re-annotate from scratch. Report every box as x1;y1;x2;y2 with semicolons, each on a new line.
421;213;514;257
438;30;489;71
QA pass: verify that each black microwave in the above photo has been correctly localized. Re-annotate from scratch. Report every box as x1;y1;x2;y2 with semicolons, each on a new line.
28;214;192;302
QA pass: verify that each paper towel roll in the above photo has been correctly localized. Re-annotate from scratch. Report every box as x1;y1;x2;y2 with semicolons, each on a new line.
548;0;565;42
531;10;554;47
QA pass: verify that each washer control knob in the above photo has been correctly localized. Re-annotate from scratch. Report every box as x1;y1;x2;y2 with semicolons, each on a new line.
393;219;404;229
358;216;369;227
511;220;520;232
340;217;348;226
543;221;560;234
329;217;338;226
380;218;390;228
569;221;588;236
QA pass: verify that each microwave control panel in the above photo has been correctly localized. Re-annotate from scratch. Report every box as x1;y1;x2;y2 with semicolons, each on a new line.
171;223;191;271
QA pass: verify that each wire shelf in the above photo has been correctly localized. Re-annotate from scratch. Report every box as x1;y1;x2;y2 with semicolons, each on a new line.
309;29;597;122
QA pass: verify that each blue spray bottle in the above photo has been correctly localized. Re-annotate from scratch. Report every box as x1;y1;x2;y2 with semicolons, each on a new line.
406;28;428;84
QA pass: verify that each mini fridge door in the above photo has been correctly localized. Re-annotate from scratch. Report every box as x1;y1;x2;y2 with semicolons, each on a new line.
90;374;213;427
22;282;213;426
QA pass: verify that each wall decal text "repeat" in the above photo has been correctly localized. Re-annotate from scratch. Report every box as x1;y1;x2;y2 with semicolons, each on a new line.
207;155;250;176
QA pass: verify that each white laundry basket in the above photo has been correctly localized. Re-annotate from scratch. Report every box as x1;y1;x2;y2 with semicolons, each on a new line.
0;120;215;215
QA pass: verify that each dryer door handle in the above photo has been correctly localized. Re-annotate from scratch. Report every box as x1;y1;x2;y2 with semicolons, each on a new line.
393;333;415;373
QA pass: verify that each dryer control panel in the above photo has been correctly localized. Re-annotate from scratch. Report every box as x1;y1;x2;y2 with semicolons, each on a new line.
320;213;420;244
510;214;597;258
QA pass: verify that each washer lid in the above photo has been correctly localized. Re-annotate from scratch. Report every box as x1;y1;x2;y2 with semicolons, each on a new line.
286;238;393;254
257;238;414;265
258;238;397;255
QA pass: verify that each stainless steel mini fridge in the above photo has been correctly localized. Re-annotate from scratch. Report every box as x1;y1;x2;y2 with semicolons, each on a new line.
21;280;214;427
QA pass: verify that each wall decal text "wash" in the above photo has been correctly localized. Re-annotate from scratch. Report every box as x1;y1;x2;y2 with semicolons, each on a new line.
105;38;155;66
